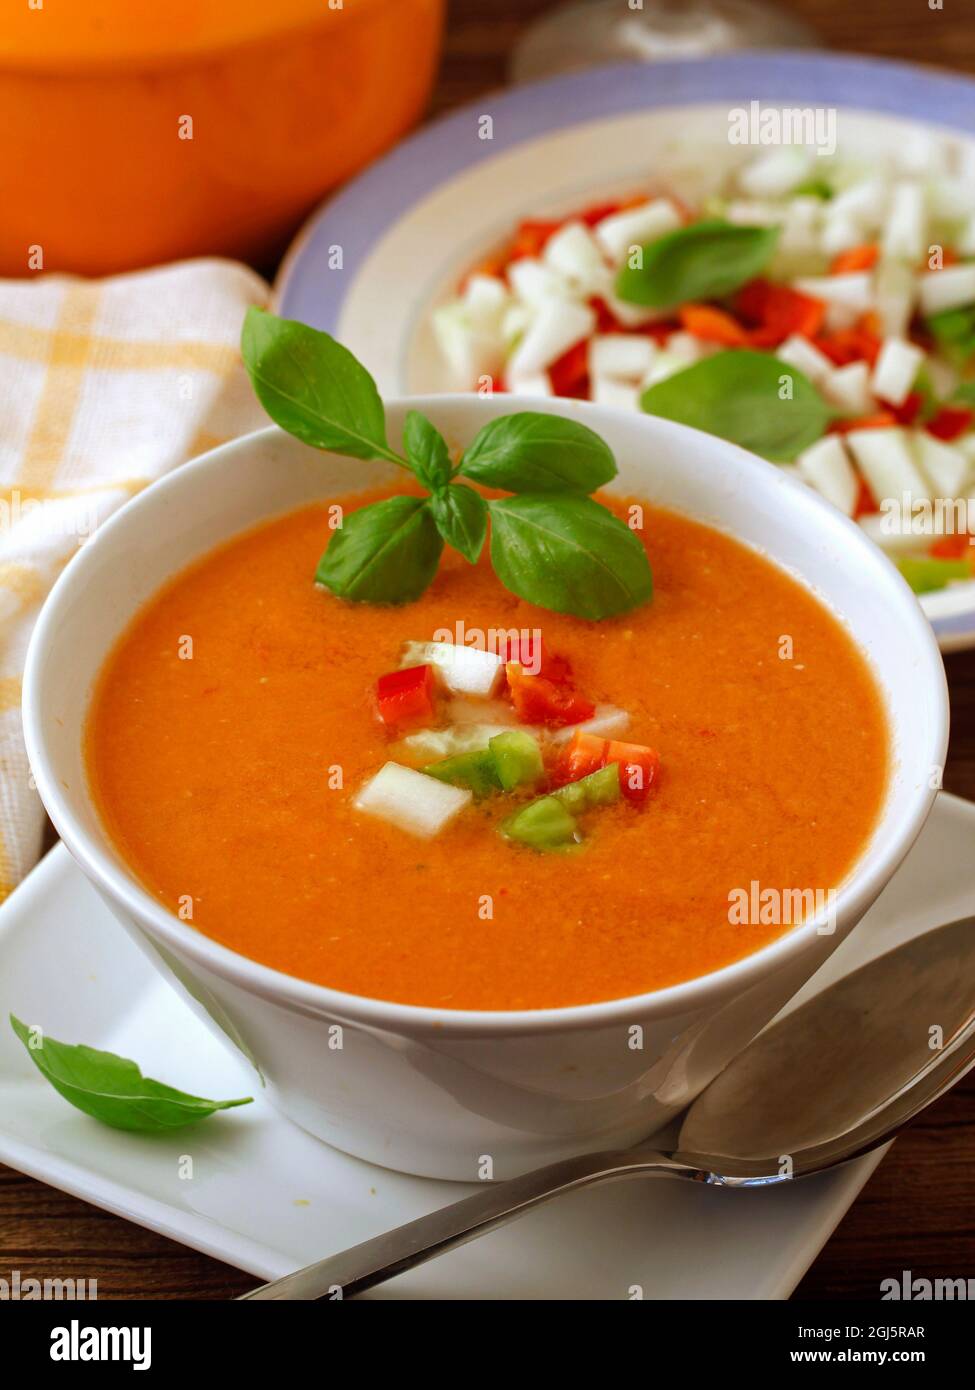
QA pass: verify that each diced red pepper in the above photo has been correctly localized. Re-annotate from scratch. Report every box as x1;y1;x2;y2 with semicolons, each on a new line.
548;338;590;398
506;663;595;729
930;532;974;560
889;391;925;426
853;474;880;518
926;406;975;441
553;731;660;804
814;320;882;368
735;279;826;345
498;636;571;683
578;199;622;227
375;664;437;729
679;303;749;346
830;244;879;274
511;218;562;260
604;739;660;804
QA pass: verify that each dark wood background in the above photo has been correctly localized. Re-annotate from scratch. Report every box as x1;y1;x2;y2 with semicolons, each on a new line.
2;0;973;1300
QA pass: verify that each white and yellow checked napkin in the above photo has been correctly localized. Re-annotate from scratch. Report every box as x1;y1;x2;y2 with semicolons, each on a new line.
0;258;270;901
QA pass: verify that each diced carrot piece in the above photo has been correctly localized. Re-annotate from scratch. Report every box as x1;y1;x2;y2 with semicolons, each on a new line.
506;663;595;729
830;244;879;274
679;303;749;346
830;413;898;435
926;406;975;441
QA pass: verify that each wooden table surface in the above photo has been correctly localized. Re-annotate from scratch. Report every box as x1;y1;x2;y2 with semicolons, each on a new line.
3;0;974;1300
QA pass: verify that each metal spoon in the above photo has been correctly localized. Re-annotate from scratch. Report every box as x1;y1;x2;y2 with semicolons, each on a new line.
240;916;975;1299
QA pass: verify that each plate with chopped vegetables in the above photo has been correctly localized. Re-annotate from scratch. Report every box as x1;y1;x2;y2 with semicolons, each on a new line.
276;52;975;649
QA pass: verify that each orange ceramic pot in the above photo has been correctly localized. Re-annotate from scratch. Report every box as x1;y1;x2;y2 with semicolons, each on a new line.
0;0;445;276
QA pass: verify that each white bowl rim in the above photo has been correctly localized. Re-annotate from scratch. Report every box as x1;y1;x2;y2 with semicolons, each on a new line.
23;406;950;1039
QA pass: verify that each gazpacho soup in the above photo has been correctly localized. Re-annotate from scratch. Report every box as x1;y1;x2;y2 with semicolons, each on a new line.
86;313;889;1012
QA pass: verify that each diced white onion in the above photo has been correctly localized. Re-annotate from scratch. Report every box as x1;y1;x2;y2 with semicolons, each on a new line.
593;198;682;262
431;303;504;388
588;334;656;379
793;272;875;312
916;264;975;317
874;260;917;339
506;371;552;398
462;274;509;332
354;763;471;838
507;257;571;307
506;298;596;378
846;427;932;506
397;724;513;762
776;334;834;386
591;376;640;411
821;361;873;415
400;641;504;698
737;148;814;199
871;338;925;407
548;705;631;745
882;182;926;262
797;435;859;516
912;430;972;497
542;220;611;298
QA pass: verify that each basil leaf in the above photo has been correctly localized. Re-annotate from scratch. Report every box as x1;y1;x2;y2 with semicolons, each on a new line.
488;494;652;619
951;382;975;407
431;484;487;564
641;350;829;462
10;1015;252;1132
927;306;975;369
615;219;780;309
241;306;397;464
459;413;616;493
403;410;452;491
317;495;443;603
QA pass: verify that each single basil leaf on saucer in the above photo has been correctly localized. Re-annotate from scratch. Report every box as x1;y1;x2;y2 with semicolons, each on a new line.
403;410;452;491
615;219;779;309
640;349;830;462
458;413;617;493
317;495;443;603
488;493;652;619
9;1014;252;1133
431;483;487;564
241;306;396;463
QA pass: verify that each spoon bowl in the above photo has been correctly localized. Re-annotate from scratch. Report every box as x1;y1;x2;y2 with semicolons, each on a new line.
241;915;975;1297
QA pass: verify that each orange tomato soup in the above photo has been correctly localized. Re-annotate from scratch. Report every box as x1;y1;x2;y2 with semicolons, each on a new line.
87;490;888;1010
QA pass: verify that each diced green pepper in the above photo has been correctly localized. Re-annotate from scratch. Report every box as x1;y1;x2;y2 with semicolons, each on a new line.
897;556;972;594
553;762;621;813
488;730;544;791
423;749;501;797
792;177;832;200
500;796;578;851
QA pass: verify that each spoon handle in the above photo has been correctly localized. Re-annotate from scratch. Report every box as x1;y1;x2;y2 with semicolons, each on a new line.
240;1148;692;1299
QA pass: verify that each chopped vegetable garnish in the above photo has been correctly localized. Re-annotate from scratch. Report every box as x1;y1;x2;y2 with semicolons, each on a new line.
376;664;437;729
401;641;504;698
498;634;571;683
505;661;595;728
605;739;661;804
553;763;621;813
897;556;972;594
354;762;471;837
488;730;544;791
423;748;503;797
500;795;578;852
554;730;608;784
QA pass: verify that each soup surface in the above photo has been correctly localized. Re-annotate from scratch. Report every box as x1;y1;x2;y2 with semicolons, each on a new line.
87;489;888;1010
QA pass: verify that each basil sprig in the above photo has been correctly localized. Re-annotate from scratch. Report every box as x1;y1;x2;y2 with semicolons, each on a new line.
10;1015;252;1132
616;219;780;309
641;349;830;462
242;309;652;619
